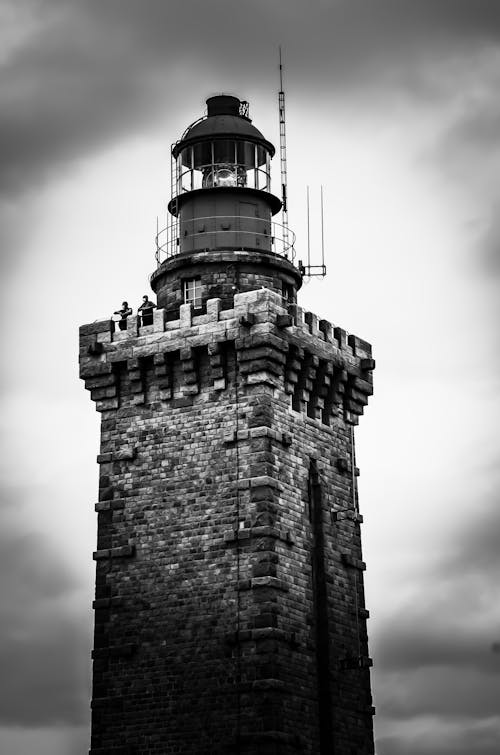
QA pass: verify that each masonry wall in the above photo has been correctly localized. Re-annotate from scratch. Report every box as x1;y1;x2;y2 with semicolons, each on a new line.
80;289;375;755
150;249;300;318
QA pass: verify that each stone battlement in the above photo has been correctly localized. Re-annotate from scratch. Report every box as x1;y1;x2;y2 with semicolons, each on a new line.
80;288;374;424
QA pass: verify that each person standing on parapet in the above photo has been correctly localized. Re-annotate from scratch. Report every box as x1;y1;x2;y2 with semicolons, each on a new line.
114;301;133;331
138;294;156;326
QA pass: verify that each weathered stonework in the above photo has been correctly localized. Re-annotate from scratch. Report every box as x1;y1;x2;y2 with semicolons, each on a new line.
80;288;375;754
150;248;301;319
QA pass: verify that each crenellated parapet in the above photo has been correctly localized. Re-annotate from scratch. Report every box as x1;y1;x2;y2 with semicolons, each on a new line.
80;288;374;425
80;286;376;754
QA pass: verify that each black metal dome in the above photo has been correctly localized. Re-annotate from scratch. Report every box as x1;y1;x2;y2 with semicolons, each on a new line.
172;96;275;157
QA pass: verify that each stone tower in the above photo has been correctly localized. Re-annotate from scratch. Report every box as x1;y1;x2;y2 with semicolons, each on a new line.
80;95;375;755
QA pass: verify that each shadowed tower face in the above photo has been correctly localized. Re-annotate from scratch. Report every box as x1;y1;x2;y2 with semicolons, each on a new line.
80;94;376;755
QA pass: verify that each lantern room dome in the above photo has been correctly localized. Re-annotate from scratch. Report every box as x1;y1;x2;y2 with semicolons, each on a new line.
173;96;275;157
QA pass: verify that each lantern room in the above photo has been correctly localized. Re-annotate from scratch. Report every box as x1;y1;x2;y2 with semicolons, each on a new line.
151;94;301;318
176;138;270;192
174;96;273;194
167;95;283;257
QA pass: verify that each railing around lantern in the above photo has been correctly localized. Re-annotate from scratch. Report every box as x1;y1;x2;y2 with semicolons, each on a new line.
155;215;296;265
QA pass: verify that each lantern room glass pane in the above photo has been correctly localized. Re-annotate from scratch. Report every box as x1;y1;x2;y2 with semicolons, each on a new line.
236;141;255;168
256;144;267;168
180;147;192;168
193;142;212;168
176;138;272;194
213;140;235;164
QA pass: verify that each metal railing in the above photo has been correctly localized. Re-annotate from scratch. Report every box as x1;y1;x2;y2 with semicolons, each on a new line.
155;215;296;265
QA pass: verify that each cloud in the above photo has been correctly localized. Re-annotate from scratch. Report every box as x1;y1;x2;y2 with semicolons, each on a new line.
372;472;500;745
377;715;500;755
0;530;77;600
0;725;89;755
376;626;499;676
446;89;500;154
2;0;500;198
475;205;500;276
376;667;500;719
0;0;274;197
423;52;500;194
374;473;500;651
0;612;90;726
0;520;91;726
0;0;170;196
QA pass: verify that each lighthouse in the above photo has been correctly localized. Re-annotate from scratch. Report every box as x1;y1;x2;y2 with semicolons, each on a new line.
80;95;375;755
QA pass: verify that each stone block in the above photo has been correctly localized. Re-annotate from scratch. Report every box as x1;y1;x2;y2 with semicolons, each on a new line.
93;544;135;560
80;319;114;337
239;313;256;328
91;643;137;659
304;311;319;335
126;316;139;336
153;307;165;332
348;333;372;357
113;447;136;462
87;342;104;356
206;297;221;319
213;377;226;390
276;314;293;329
179;303;192;328
341;552;366;570
360;357;376;371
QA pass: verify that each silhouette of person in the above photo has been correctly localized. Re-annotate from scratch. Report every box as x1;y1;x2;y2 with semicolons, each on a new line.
114;301;132;331
138;295;156;326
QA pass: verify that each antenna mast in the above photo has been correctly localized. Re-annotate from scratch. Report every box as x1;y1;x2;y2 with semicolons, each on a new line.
320;184;325;273
278;47;290;255
298;185;327;278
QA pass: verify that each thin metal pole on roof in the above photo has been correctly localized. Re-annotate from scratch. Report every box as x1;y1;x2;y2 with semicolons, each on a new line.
156;215;159;264
320;185;325;271
307;185;311;269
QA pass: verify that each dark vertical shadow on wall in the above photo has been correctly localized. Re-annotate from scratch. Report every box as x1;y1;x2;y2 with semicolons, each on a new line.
308;459;334;754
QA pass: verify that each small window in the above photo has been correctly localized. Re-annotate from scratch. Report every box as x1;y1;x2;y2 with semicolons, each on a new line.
282;282;295;302
183;278;202;309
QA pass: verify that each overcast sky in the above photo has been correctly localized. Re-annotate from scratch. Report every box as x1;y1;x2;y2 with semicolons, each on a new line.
1;1;499;753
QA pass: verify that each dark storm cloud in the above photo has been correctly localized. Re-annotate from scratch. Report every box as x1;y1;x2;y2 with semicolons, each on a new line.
377;667;500;719
372;480;500;744
2;0;500;197
0;520;90;726
373;613;500;721
446;94;500;153
376;623;499;675
0;0;274;196
445;480;500;581
0;527;77;600
428;73;500;198
0;0;172;196
377;719;500;755
374;485;500;655
477;206;500;276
